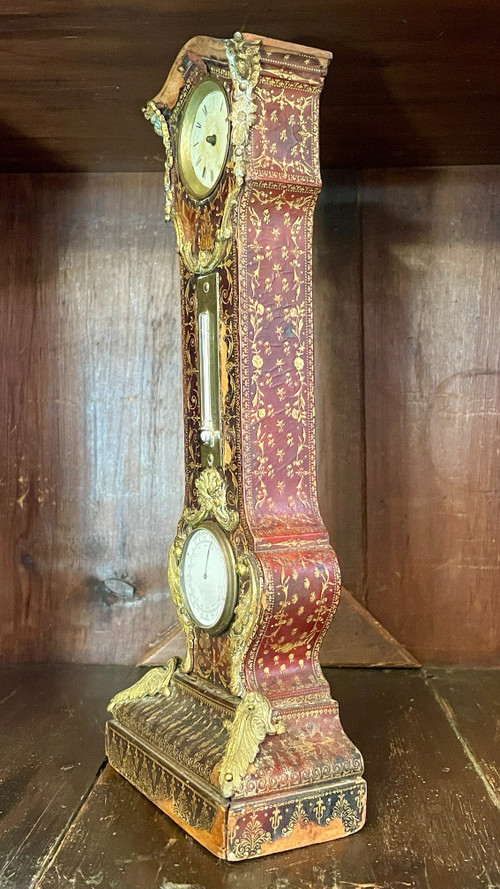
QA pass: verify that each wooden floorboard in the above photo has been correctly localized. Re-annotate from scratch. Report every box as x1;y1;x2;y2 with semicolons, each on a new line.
36;668;500;889
0;665;139;889
426;668;500;805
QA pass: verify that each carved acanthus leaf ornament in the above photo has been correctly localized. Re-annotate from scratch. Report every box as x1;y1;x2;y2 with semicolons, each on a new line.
107;657;180;714
218;692;285;798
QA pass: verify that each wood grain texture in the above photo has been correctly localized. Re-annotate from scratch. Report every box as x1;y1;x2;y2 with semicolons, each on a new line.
319;589;418;668
36;668;500;888
2;167;498;666
0;173;183;663
314;172;365;600
140;588;419;668
362;166;500;665
0;171;368;665
0;2;499;172
0;664;139;889
427;668;500;804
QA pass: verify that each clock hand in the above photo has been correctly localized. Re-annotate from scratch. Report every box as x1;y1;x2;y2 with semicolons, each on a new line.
203;543;212;580
206;134;217;146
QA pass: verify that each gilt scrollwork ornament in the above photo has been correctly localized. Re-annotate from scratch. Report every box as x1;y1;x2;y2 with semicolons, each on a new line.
225;31;261;187
219;692;285;798
183;466;238;532
167;535;195;673
142;100;174;222
107;656;180;714
229;552;263;696
172;194;237;275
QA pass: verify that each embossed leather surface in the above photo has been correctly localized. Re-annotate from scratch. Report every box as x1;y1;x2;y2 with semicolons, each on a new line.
108;35;366;861
170;43;342;711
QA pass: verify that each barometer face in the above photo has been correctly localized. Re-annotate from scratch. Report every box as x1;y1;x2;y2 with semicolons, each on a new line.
179;522;237;633
178;78;230;200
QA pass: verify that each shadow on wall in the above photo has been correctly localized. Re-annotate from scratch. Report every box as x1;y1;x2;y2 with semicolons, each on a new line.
312;38;429;608
0;123;183;664
308;40;499;664
360;166;500;664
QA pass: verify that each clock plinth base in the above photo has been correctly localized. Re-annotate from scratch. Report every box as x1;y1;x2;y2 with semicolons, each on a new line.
105;671;366;860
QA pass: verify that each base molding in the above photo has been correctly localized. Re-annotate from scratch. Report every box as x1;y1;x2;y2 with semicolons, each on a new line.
106;711;366;860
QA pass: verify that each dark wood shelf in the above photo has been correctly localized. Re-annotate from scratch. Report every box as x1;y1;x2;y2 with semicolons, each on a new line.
140;588;420;669
1;664;498;888
1;2;499;171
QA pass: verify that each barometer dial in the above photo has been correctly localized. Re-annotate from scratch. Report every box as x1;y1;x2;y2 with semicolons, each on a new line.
179;522;237;634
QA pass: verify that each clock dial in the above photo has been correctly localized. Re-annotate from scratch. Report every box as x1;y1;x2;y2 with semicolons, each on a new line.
180;523;237;633
178;79;230;200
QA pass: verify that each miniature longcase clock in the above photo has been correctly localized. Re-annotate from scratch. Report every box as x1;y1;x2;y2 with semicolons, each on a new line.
106;31;366;860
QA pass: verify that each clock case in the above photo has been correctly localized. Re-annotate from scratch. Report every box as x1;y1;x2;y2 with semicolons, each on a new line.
106;32;366;861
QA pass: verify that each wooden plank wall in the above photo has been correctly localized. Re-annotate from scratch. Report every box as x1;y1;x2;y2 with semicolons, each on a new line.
362;166;500;665
0;167;498;664
314;171;365;601
0;171;364;663
0;173;183;663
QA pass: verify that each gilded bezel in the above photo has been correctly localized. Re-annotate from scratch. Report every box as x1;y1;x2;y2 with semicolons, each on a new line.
179;520;238;635
178;78;230;201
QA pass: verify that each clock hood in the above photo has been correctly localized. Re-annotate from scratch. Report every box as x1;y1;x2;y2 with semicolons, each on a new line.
152;32;332;111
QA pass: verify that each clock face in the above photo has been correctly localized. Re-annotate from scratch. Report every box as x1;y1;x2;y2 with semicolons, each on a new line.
178;79;230;200
179;522;237;633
